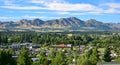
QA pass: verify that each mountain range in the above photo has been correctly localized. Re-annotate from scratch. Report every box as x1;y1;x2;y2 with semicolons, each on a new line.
0;17;120;31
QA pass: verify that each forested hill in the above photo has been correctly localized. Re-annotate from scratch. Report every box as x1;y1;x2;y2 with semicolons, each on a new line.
0;17;120;31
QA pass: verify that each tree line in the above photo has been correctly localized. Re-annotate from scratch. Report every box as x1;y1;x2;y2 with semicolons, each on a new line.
0;46;117;65
0;31;120;47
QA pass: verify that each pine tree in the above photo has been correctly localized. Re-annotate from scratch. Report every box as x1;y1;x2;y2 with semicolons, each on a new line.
66;53;74;65
85;49;93;59
35;50;50;65
77;56;92;65
37;52;47;65
0;50;16;65
90;47;100;65
77;56;84;65
48;49;56;60
116;56;120;62
80;58;92;65
51;50;66;65
103;46;112;62
17;47;32;65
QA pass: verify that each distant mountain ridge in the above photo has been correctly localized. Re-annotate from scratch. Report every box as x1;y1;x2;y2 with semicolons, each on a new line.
0;17;120;31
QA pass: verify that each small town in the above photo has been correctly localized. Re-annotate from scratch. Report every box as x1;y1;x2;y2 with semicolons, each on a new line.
0;31;120;65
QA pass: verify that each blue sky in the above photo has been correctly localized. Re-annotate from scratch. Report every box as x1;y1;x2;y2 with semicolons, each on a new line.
0;0;120;23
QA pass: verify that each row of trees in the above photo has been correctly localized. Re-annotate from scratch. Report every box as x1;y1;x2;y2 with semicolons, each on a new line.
0;32;93;45
0;31;120;47
0;46;115;65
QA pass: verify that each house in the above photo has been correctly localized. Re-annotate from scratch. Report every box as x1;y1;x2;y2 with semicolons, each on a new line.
54;43;72;47
57;43;67;47
31;58;39;61
12;56;39;61
29;44;40;50
97;62;120;65
12;55;18;60
0;45;7;49
67;44;72;47
67;34;73;37
79;45;86;53
49;43;72;50
10;44;22;50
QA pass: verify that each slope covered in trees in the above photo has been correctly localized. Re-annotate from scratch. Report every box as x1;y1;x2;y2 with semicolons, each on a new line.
0;31;120;65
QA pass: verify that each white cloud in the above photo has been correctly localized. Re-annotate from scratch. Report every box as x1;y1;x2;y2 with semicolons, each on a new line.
31;0;66;4
0;15;47;21
0;0;102;14
69;13;88;15
30;1;120;14
104;8;120;13
55;11;70;14
0;0;120;15
30;0;102;12
0;5;46;10
2;0;15;5
0;16;18;20
0;3;101;12
1;0;22;6
44;3;101;11
101;3;120;14
22;15;46;19
32;12;47;14
103;3;120;8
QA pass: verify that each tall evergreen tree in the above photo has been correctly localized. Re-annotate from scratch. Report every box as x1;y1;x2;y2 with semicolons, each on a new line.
103;46;112;62
90;47;100;65
48;49;56;60
36;51;48;65
85;49;93;59
77;55;92;65
0;50;16;65
80;58;92;65
77;56;84;65
51;50;66;65
17;47;32;65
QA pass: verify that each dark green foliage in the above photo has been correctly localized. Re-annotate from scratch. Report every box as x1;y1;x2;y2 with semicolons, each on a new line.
36;51;47;65
78;47;100;65
85;49;93;58
51;50;66;65
103;46;112;62
0;31;120;65
0;50;16;65
48;49;56;60
77;56;92;65
0;31;94;45
0;31;120;47
80;58;92;65
66;51;74;65
43;60;51;65
17;47;33;65
90;47;100;65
